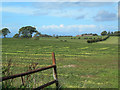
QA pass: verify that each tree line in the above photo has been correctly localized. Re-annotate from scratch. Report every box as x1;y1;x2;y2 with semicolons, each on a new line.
101;31;120;36
0;26;119;38
0;26;41;38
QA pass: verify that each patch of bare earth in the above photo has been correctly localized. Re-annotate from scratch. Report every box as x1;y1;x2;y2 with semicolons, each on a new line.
62;64;78;68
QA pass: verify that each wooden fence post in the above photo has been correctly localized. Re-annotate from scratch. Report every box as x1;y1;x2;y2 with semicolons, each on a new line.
52;52;59;89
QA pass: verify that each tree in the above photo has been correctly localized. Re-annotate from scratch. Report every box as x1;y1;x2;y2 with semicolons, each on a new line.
55;35;59;39
93;34;98;36
111;32;114;35
19;26;37;38
0;28;10;38
114;31;120;36
107;31;111;35
33;32;41;37
53;34;55;37
13;33;19;38
101;31;107;36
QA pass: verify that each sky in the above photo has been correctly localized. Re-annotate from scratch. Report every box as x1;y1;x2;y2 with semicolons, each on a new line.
0;2;118;37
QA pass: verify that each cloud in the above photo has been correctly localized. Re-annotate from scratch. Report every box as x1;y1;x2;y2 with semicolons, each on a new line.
33;2;114;10
75;15;85;20
32;2;87;18
1;6;49;16
98;25;118;33
37;24;97;35
1;6;35;15
40;24;96;30
118;2;120;20
1;4;85;19
60;24;64;28
36;24;117;36
47;9;86;19
1;2;116;20
1;5;86;20
32;2;116;20
33;10;49;16
93;10;117;21
1;0;119;2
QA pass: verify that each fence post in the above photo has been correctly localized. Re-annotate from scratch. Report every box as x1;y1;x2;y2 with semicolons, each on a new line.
52;52;59;89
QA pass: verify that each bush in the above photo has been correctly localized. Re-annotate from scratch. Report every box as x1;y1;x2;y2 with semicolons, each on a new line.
89;38;92;39
87;36;110;43
55;36;59;39
13;34;19;38
64;40;67;42
84;37;88;39
87;40;91;43
78;37;80;39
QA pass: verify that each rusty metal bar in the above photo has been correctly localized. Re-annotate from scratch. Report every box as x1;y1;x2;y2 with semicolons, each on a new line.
34;80;57;90
1;64;56;81
52;52;59;89
21;76;25;86
52;52;56;65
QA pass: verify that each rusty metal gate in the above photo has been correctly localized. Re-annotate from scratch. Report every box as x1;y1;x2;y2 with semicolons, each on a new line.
0;52;59;89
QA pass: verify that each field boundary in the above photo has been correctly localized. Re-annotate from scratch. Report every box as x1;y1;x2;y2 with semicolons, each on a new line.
0;52;59;89
87;35;110;43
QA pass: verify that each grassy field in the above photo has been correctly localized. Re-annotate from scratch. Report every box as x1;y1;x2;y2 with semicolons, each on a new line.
2;36;119;88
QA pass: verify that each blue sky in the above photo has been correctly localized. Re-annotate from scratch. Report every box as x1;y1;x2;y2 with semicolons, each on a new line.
0;2;118;37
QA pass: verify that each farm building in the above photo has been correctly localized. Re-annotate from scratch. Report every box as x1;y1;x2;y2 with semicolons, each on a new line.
76;35;82;37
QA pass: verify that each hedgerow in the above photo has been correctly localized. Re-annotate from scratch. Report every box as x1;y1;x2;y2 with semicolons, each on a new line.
87;36;110;43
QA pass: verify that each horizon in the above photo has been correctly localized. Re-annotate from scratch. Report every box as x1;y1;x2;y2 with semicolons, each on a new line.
0;2;118;37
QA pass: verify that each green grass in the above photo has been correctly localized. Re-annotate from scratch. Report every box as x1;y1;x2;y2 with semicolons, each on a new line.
98;36;119;44
2;36;118;88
